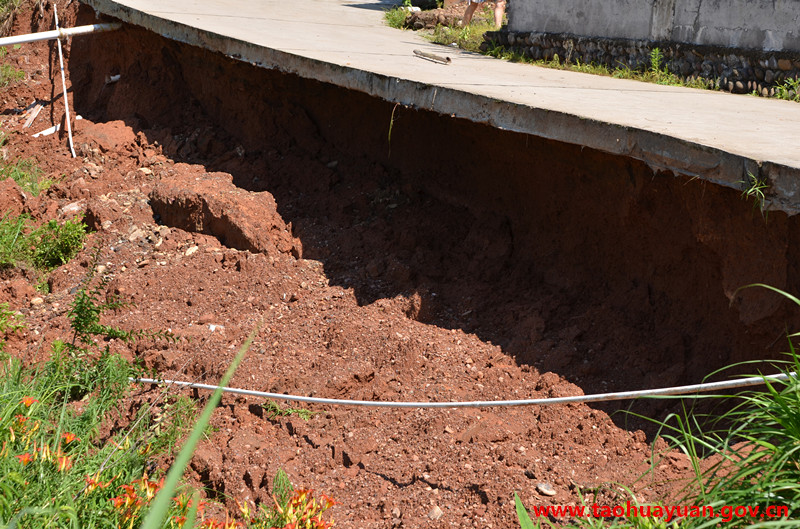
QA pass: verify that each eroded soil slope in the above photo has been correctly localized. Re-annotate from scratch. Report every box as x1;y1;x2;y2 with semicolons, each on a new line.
2;1;800;527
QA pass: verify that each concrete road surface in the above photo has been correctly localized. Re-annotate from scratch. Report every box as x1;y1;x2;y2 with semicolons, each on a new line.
83;0;800;213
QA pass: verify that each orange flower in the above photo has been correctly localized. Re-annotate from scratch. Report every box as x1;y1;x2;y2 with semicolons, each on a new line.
85;475;111;493
16;452;33;465
56;455;72;472
21;396;38;407
62;432;78;444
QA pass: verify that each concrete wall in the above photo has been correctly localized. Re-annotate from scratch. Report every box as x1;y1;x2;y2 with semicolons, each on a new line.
510;0;800;52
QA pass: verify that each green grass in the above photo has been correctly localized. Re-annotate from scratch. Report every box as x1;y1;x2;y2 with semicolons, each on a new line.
775;77;800;102
483;44;713;90
0;281;197;528
0;214;86;272
0;46;23;86
430;19;496;53
0;0;21;36
0;157;52;196
384;5;409;29
262;400;319;421
741;171;769;214
0;265;252;529
0;302;22;357
0;132;54;196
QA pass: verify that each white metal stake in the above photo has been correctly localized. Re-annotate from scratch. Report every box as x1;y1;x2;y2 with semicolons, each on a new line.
53;3;76;158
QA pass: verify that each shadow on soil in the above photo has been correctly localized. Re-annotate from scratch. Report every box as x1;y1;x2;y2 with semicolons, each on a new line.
71;13;800;432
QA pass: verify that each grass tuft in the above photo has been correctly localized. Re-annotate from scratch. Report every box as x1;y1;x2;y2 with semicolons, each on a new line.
384;5;409;29
0;214;86;273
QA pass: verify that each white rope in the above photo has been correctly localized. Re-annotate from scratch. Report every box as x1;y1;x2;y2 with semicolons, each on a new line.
131;372;795;409
53;3;76;158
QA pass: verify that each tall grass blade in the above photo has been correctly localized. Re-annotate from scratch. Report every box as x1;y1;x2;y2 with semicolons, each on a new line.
140;323;260;529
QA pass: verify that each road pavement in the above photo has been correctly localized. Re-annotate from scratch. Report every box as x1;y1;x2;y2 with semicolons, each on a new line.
83;0;800;213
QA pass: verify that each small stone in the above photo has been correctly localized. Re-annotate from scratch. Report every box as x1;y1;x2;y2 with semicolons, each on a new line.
536;482;557;497
444;426;454;434
778;58;792;71
138;167;154;176
60;201;84;216
101;220;113;230
765;70;775;84
30;297;44;306
96;265;107;274
128;227;145;242
185;246;199;256
427;506;443;520
391;507;401;518
326;160;338;169
85;162;102;178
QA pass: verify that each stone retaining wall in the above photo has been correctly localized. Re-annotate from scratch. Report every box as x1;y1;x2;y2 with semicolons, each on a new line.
484;31;800;96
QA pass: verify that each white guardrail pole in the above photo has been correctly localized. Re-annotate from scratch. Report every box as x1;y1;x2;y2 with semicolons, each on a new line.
0;23;121;47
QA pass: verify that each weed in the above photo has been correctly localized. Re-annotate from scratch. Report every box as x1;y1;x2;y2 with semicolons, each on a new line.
0;214;86;273
33;218;86;270
741;170;769;214
384;6;409;29
141;325;257;529
0;302;22;357
0;157;52;196
429;20;496;52
0;45;23;86
775;77;800;102
263;400;319;421
1;130;53;195
388;102;400;157
649;47;664;74
0;213;31;269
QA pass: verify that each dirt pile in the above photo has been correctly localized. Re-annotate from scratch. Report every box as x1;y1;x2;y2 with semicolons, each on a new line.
2;1;799;527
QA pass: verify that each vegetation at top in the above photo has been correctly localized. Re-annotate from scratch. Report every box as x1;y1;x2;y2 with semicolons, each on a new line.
385;4;800;99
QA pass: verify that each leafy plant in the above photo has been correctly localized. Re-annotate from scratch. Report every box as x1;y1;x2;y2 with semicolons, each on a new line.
33;217;86;270
0;214;86;273
741;170;769;214
0;44;23;86
263;400;319;421
0;156;52;196
0;213;30;269
384;5;409;29
774;77;800;102
0;302;22;357
649;47;664;75
430;19;496;52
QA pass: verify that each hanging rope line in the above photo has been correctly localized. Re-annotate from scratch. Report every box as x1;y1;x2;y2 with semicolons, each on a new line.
131;372;794;409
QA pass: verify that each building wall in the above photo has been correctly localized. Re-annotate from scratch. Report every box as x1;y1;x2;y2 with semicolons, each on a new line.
510;0;800;52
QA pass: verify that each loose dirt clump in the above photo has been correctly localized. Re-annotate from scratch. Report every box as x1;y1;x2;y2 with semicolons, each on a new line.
2;1;799;527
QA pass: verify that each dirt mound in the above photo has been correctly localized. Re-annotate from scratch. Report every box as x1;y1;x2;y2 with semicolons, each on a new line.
2;1;798;527
149;169;302;259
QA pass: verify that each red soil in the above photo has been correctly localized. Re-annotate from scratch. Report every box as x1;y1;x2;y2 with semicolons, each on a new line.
2;2;798;527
